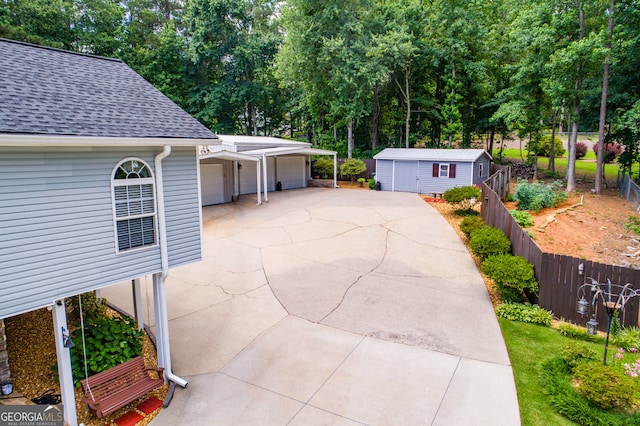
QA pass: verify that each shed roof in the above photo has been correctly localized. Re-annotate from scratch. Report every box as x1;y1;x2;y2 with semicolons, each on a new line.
0;38;215;140
374;148;491;162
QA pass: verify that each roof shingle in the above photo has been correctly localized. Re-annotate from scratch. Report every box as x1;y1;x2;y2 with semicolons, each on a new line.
0;38;216;139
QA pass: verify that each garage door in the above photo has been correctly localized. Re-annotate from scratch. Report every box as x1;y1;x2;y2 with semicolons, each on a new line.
276;156;305;189
238;160;258;195
394;161;418;192
201;164;224;205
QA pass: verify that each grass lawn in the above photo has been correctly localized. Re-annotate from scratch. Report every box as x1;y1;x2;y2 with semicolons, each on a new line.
500;318;578;426
491;148;620;181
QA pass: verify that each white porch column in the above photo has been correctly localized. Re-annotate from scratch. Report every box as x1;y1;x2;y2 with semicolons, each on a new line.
262;154;269;202
256;161;262;205
52;299;78;426
233;161;239;197
132;278;144;330
333;154;338;188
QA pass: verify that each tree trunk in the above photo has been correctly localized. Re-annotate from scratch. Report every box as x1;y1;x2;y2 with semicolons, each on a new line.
596;0;615;194
566;3;585;193
448;63;456;148
372;86;380;151
347;119;354;159
549;110;556;172
489;127;495;156
405;66;411;148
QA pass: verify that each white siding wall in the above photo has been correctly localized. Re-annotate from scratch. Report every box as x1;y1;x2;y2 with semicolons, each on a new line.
417;161;474;194
0;146;201;318
473;157;491;186
375;160;393;191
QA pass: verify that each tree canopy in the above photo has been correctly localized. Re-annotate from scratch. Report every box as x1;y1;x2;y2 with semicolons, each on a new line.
3;0;640;183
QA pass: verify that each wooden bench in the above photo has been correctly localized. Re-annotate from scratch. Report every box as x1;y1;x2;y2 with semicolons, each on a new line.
80;356;164;418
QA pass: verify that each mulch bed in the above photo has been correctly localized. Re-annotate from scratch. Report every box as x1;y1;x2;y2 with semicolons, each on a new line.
5;307;167;426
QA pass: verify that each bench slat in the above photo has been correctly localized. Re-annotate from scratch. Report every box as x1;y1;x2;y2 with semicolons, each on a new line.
80;356;165;418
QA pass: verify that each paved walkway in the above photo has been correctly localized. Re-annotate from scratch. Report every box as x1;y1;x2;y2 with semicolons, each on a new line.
103;188;520;425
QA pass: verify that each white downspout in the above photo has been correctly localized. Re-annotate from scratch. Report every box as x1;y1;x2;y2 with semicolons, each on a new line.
154;145;188;388
333;154;338;188
263;154;269;202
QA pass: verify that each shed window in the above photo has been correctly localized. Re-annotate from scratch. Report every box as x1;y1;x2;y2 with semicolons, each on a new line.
432;163;456;178
112;159;157;252
479;163;484;177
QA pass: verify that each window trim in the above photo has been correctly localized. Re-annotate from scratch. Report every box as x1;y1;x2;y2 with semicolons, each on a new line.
111;158;159;254
479;162;484;177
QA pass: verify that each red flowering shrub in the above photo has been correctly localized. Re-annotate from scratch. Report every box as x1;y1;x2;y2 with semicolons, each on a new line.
593;142;623;163
575;142;588;159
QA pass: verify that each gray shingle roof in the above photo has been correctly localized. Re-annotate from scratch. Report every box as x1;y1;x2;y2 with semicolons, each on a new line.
0;38;216;139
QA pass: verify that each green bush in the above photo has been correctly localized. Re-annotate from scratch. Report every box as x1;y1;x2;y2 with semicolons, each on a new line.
509;209;533;228
557;321;600;343
482;254;538;303
495;302;553;326
459;216;485;239
541;357;640;425
68;315;145;386
469;226;511;260
368;178;375;190
573;362;638;410
528;135;566;157
340;159;367;182
67;292;108;324
313;158;334;178
625;215;640;235
561;343;599;371
513;179;569;212
613;326;640;351
443;186;481;214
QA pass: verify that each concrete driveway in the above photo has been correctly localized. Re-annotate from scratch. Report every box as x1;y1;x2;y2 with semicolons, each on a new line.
103;188;520;425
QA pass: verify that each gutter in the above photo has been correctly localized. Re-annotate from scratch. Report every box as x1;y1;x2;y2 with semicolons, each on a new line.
154;145;189;389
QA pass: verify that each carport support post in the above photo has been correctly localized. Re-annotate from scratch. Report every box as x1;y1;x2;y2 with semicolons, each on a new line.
256;161;262;205
233;161;239;198
333;154;338;188
132;278;144;330
262;154;268;202
52;299;78;426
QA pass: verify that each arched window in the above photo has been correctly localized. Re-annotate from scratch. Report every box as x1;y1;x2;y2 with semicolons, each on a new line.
111;158;157;252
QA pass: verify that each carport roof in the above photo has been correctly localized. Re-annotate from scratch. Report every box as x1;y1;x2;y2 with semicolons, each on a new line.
374;148;491;162
242;147;336;157
199;148;260;162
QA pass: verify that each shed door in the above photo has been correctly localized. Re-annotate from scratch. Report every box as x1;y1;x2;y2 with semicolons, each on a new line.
276;156;305;189
239;160;258;195
201;164;225;206
393;161;418;192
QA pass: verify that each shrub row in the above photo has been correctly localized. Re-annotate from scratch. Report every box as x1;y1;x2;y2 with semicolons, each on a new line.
462;216;540;305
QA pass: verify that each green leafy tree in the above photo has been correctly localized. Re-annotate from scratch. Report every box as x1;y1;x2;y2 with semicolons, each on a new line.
340;159;367;182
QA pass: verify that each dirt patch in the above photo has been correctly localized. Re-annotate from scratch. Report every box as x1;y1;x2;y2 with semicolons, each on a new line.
504;183;639;268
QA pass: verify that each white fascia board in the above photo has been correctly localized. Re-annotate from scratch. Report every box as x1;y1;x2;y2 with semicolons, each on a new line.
0;134;217;147
199;150;260;162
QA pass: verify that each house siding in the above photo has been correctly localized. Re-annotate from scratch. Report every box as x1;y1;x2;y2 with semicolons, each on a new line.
417;161;474;194
375;160;393;191
0;146;201;319
473;156;491;186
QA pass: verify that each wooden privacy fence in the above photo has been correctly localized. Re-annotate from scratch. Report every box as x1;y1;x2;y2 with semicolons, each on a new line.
481;180;640;331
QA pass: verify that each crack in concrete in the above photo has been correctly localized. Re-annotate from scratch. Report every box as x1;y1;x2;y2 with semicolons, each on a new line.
319;229;390;323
